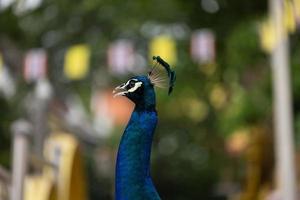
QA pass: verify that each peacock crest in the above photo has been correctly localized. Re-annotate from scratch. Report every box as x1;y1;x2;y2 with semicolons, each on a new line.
148;56;176;95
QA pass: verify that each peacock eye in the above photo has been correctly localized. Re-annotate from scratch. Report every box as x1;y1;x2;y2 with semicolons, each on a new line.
129;80;135;88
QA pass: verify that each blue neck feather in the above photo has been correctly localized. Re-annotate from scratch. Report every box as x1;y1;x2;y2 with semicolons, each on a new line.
115;84;161;200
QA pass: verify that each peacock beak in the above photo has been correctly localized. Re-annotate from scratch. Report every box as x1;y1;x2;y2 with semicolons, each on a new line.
113;83;128;98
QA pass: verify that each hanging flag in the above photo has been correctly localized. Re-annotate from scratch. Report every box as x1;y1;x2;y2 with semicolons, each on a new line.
259;19;276;53
149;35;177;66
107;39;135;75
284;0;296;33
24;49;47;83
191;29;215;64
64;44;90;80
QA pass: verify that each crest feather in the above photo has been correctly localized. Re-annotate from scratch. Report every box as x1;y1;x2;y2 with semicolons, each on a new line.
148;56;176;95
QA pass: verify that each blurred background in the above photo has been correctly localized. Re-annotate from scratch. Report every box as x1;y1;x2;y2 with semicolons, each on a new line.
0;0;300;199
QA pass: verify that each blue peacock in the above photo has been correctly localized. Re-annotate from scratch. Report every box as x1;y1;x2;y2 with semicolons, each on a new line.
113;56;176;200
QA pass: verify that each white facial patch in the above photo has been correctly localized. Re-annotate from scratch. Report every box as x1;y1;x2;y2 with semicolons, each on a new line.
127;81;142;92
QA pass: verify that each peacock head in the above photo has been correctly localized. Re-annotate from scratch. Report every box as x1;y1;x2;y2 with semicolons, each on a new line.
113;75;155;106
113;56;176;109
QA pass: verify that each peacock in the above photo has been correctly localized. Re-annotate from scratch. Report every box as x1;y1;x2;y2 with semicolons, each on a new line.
113;56;176;200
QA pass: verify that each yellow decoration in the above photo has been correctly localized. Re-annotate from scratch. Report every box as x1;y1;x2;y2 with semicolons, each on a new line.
149;35;177;66
259;0;298;53
284;0;296;33
24;175;57;200
294;0;300;19
259;19;276;53
43;132;87;200
64;44;90;80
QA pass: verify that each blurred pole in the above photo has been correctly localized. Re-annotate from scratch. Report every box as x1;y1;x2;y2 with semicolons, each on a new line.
32;96;48;160
31;79;52;171
10;120;32;200
270;0;297;199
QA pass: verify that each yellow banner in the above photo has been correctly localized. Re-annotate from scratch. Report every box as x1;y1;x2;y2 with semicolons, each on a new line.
294;0;300;19
284;0;296;33
259;0;298;53
149;35;177;66
259;19;276;53
64;44;90;80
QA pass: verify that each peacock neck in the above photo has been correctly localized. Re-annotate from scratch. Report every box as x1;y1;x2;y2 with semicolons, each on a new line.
115;106;161;200
134;87;156;111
